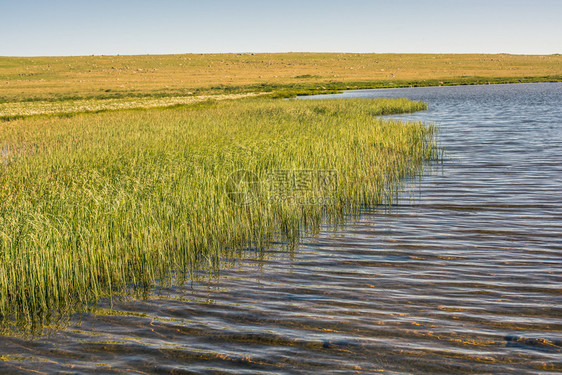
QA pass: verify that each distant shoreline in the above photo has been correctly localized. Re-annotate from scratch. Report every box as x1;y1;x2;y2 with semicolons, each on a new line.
2;78;560;121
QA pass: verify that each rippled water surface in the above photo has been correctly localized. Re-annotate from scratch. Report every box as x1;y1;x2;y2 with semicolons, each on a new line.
1;83;561;374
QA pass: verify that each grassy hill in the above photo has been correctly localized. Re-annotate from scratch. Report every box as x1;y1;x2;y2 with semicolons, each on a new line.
1;53;561;102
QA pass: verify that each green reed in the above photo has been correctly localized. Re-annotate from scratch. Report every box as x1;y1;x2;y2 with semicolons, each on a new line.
0;98;437;323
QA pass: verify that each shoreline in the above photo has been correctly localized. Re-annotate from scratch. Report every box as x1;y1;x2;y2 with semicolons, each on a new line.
268;75;562;98
2;78;560;121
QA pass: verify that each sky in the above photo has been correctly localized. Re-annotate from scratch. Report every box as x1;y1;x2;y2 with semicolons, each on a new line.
1;0;561;56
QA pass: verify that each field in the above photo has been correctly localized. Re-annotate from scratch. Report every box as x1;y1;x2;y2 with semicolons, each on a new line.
1;53;561;104
0;97;438;323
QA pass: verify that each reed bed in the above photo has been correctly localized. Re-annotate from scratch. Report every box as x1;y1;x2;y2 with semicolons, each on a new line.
0;97;437;323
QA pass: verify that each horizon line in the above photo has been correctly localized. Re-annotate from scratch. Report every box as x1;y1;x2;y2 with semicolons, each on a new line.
2;51;561;58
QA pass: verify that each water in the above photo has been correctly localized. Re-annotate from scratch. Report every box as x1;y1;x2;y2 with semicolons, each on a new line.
1;83;561;374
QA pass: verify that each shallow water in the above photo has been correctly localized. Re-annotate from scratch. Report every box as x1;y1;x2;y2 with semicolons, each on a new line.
1;83;561;374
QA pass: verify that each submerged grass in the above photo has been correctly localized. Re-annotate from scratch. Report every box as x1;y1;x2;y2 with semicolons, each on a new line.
0;97;437;324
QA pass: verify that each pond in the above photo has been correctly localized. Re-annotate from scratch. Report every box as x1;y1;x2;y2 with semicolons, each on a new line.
1;83;560;374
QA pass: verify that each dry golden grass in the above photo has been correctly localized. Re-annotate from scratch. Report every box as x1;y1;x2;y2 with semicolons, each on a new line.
1;53;560;102
0;93;261;118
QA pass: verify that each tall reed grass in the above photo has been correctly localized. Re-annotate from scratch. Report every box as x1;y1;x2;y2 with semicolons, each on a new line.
0;98;437;323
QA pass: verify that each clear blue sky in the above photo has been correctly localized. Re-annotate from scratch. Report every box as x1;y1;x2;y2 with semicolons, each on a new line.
1;0;560;56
